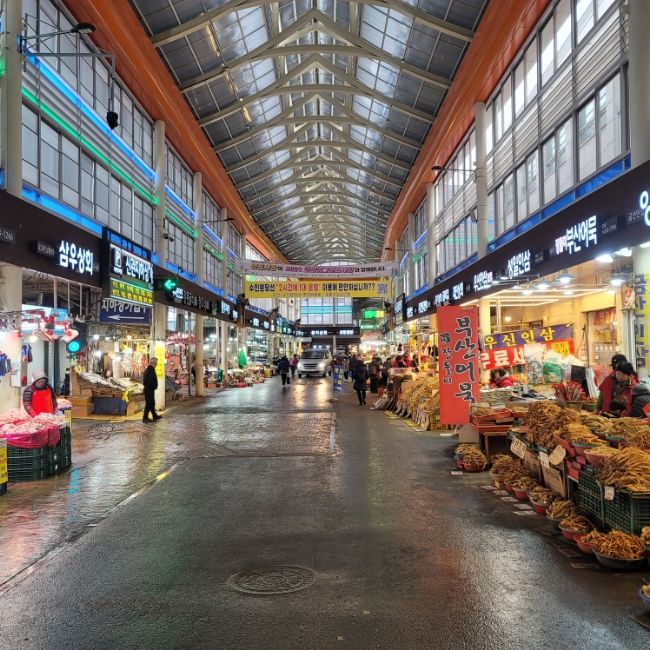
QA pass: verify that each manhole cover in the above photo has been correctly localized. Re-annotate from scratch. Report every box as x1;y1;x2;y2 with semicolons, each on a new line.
228;566;316;595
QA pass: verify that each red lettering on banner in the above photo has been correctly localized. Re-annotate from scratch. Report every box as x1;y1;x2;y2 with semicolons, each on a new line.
438;306;480;424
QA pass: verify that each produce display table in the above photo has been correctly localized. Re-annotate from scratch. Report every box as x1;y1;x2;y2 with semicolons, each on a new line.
477;426;511;460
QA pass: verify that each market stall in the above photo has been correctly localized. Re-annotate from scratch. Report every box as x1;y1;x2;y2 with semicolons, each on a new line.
0;403;72;482
72;368;145;416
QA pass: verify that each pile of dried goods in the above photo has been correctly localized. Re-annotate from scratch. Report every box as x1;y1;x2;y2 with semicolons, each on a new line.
546;500;577;520
589;530;647;559
559;514;592;533
528;486;555;506
640;526;650;546
526;402;580;447
556;423;604;445
460;447;487;468
597;447;650;492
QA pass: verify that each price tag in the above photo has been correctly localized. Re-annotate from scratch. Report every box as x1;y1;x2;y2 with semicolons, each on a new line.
604;486;615;501
548;445;566;466
510;437;528;459
539;451;550;468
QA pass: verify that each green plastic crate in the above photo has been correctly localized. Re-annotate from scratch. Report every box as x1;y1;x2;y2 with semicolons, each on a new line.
603;488;650;535
7;446;47;482
58;426;72;471
577;467;605;527
45;445;61;476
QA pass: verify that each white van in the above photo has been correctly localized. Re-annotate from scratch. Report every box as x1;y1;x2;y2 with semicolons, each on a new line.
297;349;332;378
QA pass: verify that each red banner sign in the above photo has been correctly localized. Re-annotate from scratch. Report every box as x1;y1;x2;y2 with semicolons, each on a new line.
438;306;480;425
480;340;575;370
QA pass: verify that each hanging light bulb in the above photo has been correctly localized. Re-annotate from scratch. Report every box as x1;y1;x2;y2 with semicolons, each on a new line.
557;271;574;285
536;281;550;291
595;253;614;263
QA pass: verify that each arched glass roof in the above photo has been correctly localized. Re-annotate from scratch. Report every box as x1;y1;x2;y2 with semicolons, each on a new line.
130;0;488;263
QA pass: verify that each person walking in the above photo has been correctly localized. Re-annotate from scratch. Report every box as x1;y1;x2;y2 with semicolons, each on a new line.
289;353;299;379
353;359;370;406
368;356;380;394
277;354;291;387
23;370;57;416
143;357;161;423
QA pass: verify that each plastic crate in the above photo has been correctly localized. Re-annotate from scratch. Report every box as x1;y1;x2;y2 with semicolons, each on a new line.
577;466;605;527
45;445;61;476
7;446;47;482
603;488;650;535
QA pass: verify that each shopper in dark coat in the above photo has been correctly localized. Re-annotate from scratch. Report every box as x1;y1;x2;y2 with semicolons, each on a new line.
143;357;161;422
368;357;381;394
277;355;291;386
353;360;370;406
630;383;650;418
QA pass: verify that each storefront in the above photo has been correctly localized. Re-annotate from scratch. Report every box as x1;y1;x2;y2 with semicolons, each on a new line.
305;326;361;355
403;159;650;385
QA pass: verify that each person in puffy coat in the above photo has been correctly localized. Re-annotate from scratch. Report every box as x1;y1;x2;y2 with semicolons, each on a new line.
630;383;650;418
495;369;515;388
353;360;370;406
22;370;57;416
277;355;291;387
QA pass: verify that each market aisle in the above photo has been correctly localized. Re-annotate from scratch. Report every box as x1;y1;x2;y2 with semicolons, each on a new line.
0;378;648;649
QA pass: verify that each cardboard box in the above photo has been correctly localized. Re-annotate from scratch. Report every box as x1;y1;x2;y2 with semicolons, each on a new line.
70;395;92;406
542;464;566;497
71;404;93;418
523;449;543;483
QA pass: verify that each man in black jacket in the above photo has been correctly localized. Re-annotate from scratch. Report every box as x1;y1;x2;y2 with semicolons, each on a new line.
143;357;161;422
277;355;291;387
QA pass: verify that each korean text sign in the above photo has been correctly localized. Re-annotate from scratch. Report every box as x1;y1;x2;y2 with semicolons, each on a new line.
482;324;573;350
438;306;480;425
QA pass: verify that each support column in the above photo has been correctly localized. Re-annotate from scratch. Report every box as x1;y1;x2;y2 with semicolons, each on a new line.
1;0;23;195
406;212;416;297
220;319;229;381
474;101;489;259
193;173;205;396
426;183;437;284
0;264;22;409
153;121;166;261
479;297;491;382
151;302;167;410
629;0;650;168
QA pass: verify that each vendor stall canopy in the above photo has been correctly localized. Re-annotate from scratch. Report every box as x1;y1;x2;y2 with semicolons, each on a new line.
130;0;487;263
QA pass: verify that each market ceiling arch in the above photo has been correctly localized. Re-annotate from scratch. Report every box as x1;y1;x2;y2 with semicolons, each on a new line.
128;0;488;264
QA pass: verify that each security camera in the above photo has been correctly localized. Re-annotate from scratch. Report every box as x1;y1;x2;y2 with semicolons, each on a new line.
106;110;119;130
163;232;175;242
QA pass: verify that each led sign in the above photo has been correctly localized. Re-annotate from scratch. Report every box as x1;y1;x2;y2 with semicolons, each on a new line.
417;300;429;315
251;318;260;328
640;190;650;226
473;270;493;292
104;230;153;307
339;329;354;336
406;306;415;319
434;289;450;307
58;240;94;276
452;282;464;301
506;250;531;279
311;329;329;336
554;215;597;255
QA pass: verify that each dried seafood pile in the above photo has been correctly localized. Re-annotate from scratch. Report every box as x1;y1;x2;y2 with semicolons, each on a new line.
556;423;604;445
588;530;647;559
398;377;440;417
525;401;580;447
597;447;650;492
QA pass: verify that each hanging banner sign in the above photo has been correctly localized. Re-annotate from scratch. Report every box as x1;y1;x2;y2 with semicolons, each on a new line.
333;365;344;393
238;260;397;278
482;324;573;350
99;299;151;325
244;279;391;299
438;306;480;425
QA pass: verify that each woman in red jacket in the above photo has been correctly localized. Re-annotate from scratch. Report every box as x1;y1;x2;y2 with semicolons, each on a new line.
22;370;57;416
495;368;515;387
598;361;637;416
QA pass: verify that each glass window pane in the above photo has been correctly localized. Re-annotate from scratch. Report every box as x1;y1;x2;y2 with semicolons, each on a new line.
485;104;493;154
495;92;503;141
540;20;555;85
516;163;527;221
598;74;622;165
514;61;525;116
525;41;538;103
527;151;539;214
558;117;574;193
555;0;572;65
502;78;512;133
543;137;557;202
503;175;515;231
597;0;616;19
578;99;597;179
576;0;595;43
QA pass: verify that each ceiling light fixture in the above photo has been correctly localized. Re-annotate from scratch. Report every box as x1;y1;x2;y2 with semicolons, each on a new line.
640;241;650;249
615;247;633;257
557;271;574;285
595;253;614;263
536;281;550;291
609;275;626;287
563;290;575;296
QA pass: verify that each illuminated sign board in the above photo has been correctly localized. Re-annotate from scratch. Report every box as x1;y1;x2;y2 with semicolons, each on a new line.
406;306;415;319
434;288;450;307
339;329;354;336
554;215;597;255
103;229;153;307
417;300;430;315
58;240;94;276
452;282;464;301
473;270;493;292
394;293;406;325
506;250;531;279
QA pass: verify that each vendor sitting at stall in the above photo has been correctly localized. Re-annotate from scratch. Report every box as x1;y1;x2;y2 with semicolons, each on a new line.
23;370;57;416
494;368;515;388
630;382;650;418
598;360;637;416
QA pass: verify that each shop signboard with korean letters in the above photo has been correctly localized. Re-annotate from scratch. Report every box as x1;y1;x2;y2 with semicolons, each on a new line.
437;306;479;425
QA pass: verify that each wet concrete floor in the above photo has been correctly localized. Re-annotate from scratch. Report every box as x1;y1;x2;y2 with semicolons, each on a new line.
0;376;648;649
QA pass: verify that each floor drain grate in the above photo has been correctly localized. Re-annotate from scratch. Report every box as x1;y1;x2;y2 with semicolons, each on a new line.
228;566;316;595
